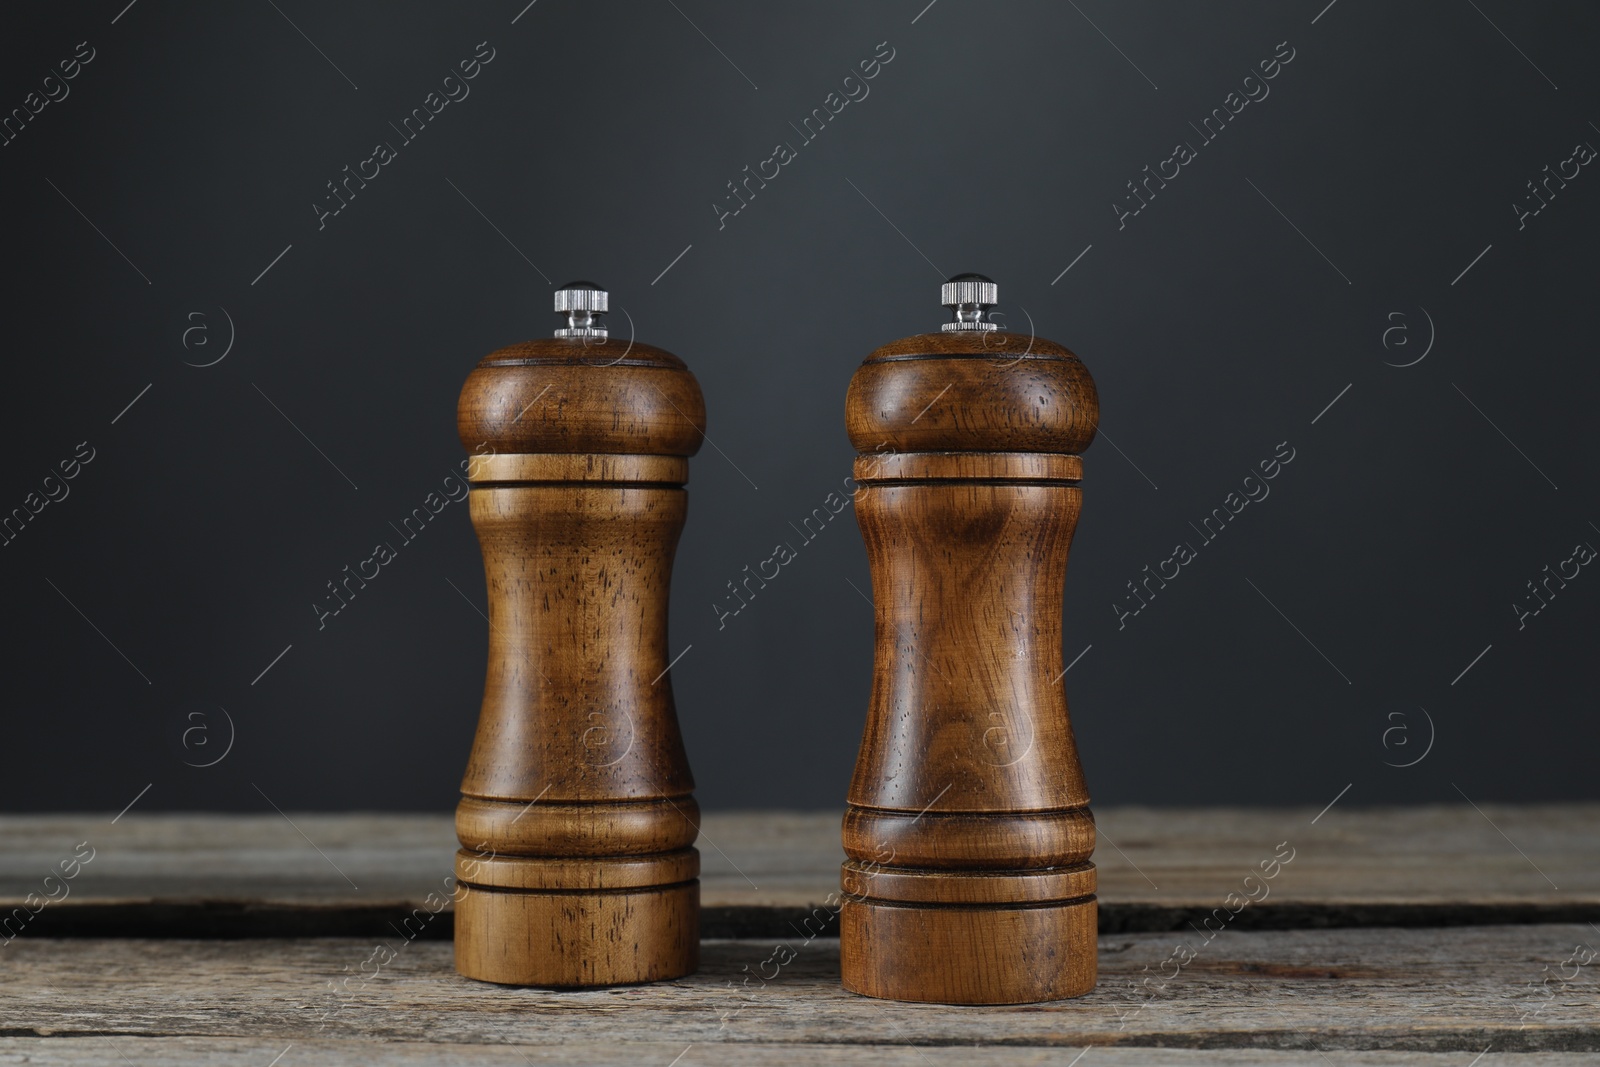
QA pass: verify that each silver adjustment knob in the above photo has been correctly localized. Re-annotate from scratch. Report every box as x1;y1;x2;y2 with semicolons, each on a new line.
554;280;608;339
940;273;999;332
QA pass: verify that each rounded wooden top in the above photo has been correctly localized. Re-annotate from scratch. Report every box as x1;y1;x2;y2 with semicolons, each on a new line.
846;331;1098;455
458;337;706;456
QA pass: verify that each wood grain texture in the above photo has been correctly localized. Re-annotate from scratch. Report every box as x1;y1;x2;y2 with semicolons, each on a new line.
4;1045;1597;1067
455;797;698;856
840;897;1098;1004
844;332;1098;455
10;1045;1598;1067
841;860;1096;905
458;338;705;456
453;880;698;987
3;808;1595;938
0;927;1595;1056
465;452;690;485
451;333;705;986
855;451;1084;483
842;327;1101;1003
456;487;695;802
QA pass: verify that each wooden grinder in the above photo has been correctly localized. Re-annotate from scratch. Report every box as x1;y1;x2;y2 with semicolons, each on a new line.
840;274;1101;1003
453;282;704;986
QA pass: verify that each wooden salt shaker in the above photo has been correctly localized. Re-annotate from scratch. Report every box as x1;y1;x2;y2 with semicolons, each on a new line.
453;282;704;986
840;274;1100;1003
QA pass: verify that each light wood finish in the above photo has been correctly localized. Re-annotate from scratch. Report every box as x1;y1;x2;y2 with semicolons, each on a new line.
11;1046;1598;1067
452;335;705;986
2;927;1596;1060
841;329;1101;1003
465;452;689;485
7;1047;1598;1067
4;810;1596;1059
855;450;1084;483
4;807;1596;936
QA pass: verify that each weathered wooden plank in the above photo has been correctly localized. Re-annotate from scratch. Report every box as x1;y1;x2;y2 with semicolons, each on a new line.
3;807;1596;937
0;1039;1595;1067
0;927;1595;1054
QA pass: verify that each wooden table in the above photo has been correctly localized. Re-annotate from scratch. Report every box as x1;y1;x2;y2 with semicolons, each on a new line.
2;806;1597;1064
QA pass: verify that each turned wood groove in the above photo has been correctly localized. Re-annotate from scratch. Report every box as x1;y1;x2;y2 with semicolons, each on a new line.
466;453;690;485
842;328;1100;1004
453;334;704;987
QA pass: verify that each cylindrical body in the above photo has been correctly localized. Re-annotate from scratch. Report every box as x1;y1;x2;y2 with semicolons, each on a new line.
453;334;704;986
841;327;1100;1004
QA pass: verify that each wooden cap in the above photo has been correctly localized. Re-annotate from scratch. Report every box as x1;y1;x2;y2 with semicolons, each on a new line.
845;331;1098;456
458;337;706;457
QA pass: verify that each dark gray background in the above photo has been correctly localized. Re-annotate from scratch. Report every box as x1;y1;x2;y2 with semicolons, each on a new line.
3;1;1595;815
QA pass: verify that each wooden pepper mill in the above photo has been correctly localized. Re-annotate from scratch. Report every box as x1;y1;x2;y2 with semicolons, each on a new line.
453;282;704;986
840;274;1100;1004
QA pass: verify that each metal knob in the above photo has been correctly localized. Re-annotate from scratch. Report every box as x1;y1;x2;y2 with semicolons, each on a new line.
940;273;999;332
554;280;608;339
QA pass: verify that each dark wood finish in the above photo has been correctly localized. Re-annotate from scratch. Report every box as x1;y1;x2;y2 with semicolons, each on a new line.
846;333;1097;455
841;329;1101;1004
452;335;705;986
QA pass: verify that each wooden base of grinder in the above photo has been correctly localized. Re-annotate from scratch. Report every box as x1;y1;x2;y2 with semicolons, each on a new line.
839;892;1096;1004
454;849;699;987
